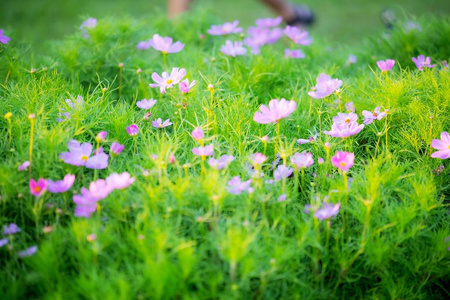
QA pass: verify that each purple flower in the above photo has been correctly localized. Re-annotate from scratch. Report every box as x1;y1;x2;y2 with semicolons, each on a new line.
59;140;109;169
191;127;204;141
255;16;282;28
331;151;355;172
136;99;157;110
283;26;312;45
126;124;139;136
220;40;247;57
226;177;252;194
376;59;395;72
152;118;172;128
323;121;364;138
253;98;297;124
96;131;107;142
291;152;314;169
308;73;342;99
362;107;386;124
297;131;318;144
47;174;75;193
278;194;287;202
347;54;357;65
345;102;355;112
208;155;235;170
149;68;186;94
66;96;84;109
412;55;436;71
17;246;37;258
274;165;293;181
208;20;243;35
106;172;135;190
431;131;450;159
284;49;305;59
110;142;124;155
136;40;152;50
314;203;340;221
0;238;8;247
179;79;196;94
30;178;47;197
0;29;10;44
192;145;214;157
73;179;113;218
333;112;358;126
18;161;30;171
146;34;185;54
3;223;21;235
80;18;97;38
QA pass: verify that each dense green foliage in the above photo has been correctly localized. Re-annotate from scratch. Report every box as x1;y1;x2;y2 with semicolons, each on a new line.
0;11;449;299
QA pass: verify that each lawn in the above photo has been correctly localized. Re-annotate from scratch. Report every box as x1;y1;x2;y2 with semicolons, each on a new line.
0;1;449;299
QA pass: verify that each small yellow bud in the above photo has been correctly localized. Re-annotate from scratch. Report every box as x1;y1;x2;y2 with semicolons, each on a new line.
4;112;12;120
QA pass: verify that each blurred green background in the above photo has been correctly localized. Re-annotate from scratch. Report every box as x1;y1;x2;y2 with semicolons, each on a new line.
1;0;449;47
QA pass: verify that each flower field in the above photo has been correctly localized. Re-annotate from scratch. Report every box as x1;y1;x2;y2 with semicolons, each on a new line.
0;8;450;299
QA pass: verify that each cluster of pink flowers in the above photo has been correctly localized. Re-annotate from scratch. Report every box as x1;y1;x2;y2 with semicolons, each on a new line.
227;177;252;195
220;41;247;57
207;20;243;35
308;73;342;99
412;55;435;71
324;112;365;138
150;67;189;94
244;17;283;54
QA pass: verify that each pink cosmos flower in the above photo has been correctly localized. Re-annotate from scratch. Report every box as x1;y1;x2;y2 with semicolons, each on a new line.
191;127;204;141
110;142;124;155
220;40;247;57
126;124;139;136
18;161;30;171
323;121;364;138
17;246;38;258
192;145;214;157
314;203;340;221
59;140;109;169
96;131;107;142
297;131;318;144
47;174;75;193
291;152;314;169
208;155;235;170
376;59;395;72
207;20;243;35
431;131;450;159
283;26;312;45
148;34;185;53
308;73;342;99
80;18;97;39
106;172;135;190
253;98;297;124
250;153;267;165
274;165;293;181
3;223;21;235
412;55;436;71
73;179;113;218
362;107;386;124
318;157;325;164
0;29;10;44
284;49;305;59
333;112;358;126
227;177;252;194
136;99;157;110
30;178;47;197
152;118;172;128
331;151;355;172
149;68;186;94
179;79;196;94
255;16;283;27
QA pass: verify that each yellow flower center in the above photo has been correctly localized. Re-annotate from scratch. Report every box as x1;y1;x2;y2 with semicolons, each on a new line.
166;79;173;84
81;155;89;161
345;118;350;124
159;124;163;128
373;112;378;117
34;186;41;192
340;162;346;167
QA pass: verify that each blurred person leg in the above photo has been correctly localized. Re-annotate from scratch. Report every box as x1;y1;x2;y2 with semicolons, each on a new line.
260;0;314;26
168;0;192;18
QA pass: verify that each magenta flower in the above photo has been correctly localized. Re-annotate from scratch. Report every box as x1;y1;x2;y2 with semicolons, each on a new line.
284;49;305;59
431;131;450;159
0;29;10;44
179;79;196;94
148;34;185;54
291;152;314;170
331;151;355;172
207;20;243;35
96;131;107;142
192;145;214;157
106;172;135;190
220;40;247;57
152;118;172;128
208;155;235;170
3;223;21;235
191;127;204;141
110;142;124;155
274;165;293;181
136;99;157;110
255;16;282;27
17;246;38;258
412;55;436;71
227;177;252;195
376;59;395;72
18;161;30;171
47;174;75;193
362;107;386;124
80;18;97;38
283;26;312;45
314;203;340;221
250;153;267;165
323;121;364;138
126;124;139;136
59;140;109;169
149;68;186;94
253;98;297;124
308;73;343;99
30;178;47;197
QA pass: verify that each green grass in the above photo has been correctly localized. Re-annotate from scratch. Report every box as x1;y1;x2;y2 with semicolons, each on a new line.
0;6;450;300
